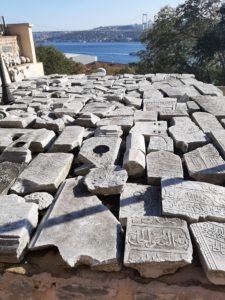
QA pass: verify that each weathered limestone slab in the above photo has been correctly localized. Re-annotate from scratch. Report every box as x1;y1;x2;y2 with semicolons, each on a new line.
0;115;36;128
159;108;189;120
184;144;225;185
123;96;142;109
160;85;200;101
0;162;24;194
78;136;121;167
11;153;73;195
123;133;146;178
131;121;167;140
75;113;100;128
119;184;161;226
124;217;192;278
193;96;225;119
0;194;38;263
143;98;177;111
192;112;223;134
147;151;183;185
193;83;223;96
54;103;83;117
24;192;54;210
80;101;115;117
94;125;123;137
168;117;208;152
162;178;225;223
106;107;134;117
187;100;201;114
0;128;56;161
210;129;225;160
190;222;225;285
84;165;128;195
50;126;84;152
34;116;65;133
134;111;158;123
147;135;174;153
29;178;123;271
96;116;133;132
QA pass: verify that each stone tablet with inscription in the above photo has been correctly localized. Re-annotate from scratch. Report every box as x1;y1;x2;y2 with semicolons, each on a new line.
168;117;208;152
143;98;177;111
162;178;225;223
184;144;225;185
146;151;183;185
124;217;193;278
119;183;161;226
191;222;225;285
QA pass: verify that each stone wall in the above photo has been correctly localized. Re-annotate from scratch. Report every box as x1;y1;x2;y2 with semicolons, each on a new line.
0;36;19;60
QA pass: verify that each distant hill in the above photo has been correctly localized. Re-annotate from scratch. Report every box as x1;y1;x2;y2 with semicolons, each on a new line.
33;24;146;43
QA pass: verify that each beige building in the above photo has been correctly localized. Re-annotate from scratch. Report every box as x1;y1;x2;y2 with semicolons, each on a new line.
0;22;44;82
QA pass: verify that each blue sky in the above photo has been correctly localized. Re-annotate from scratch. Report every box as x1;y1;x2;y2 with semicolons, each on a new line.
2;0;184;31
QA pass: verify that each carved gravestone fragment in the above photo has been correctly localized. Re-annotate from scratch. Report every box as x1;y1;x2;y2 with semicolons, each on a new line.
124;217;193;278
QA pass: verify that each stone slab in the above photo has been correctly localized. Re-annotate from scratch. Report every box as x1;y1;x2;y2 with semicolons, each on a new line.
147;151;183;185
29;178;123;271
50;126;84;152
131;121;167;140
210;129;225;160
11;153;73;195
168;117;208;152
78;136;121;167
192;112;223;134
193;96;225;119
119;183;161;226
0;194;38;263
124;217;192;278
190;222;225;285
84;165;128;195
184;144;225;185
162;178;225;223
147;135;174;153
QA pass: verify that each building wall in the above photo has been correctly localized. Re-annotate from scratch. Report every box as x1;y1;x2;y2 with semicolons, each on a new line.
0;36;19;60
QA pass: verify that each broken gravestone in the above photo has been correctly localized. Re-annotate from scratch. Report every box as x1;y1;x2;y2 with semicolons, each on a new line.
168;117;208;152
124;217;192;278
162;178;225;223
29;178;124;271
11;153;73;195
0;194;38;263
184;144;225;185
84;165;128;195
191;222;225;285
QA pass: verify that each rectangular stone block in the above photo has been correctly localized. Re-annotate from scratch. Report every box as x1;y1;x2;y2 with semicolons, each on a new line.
184;144;225;185
169;117;208;152
124;217;192;278
50;126;84;152
162;178;225;223
147;151;183;185
11;153;73;195
192;112;223;134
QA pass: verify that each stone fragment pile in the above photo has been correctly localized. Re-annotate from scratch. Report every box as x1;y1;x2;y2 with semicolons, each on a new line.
0;71;225;284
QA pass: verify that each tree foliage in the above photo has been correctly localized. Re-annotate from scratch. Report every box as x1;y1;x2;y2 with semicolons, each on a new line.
138;0;225;84
35;46;84;75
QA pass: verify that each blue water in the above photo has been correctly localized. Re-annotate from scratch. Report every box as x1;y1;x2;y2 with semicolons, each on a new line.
37;42;144;64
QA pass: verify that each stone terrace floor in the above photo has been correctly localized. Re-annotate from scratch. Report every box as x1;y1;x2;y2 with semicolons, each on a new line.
1;71;225;299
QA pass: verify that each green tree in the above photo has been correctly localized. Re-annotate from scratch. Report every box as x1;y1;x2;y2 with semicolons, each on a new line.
35;46;84;75
138;0;225;84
